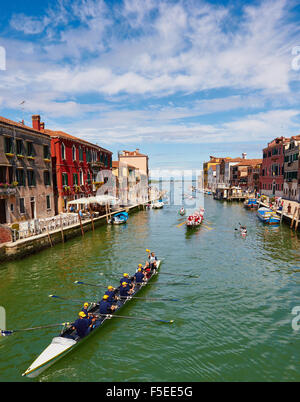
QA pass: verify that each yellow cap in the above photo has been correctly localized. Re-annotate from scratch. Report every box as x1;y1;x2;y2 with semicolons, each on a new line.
123;273;129;277
107;285;113;290
138;268;142;272
122;281;128;286
103;295;109;300
138;264;143;267
79;311;86;318
84;303;88;307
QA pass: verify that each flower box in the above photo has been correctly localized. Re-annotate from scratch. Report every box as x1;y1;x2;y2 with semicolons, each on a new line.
27;156;35;160
17;154;25;159
5;153;14;158
44;158;51;163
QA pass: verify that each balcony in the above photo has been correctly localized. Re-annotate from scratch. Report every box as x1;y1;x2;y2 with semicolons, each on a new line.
0;185;17;197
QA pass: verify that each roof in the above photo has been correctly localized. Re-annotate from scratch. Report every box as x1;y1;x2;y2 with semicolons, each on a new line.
120;149;148;157
45;129;112;154
236;159;262;167
0;116;49;137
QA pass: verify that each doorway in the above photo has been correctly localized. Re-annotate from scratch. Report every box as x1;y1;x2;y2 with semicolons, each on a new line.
0;199;6;224
30;197;35;219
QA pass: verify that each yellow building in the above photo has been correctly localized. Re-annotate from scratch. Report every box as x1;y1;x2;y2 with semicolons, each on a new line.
203;156;226;190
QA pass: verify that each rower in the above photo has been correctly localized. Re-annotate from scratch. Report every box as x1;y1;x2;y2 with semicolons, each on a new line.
144;261;151;279
81;302;89;317
119;281;134;298
99;294;117;315
136;263;144;273
148;252;158;271
120;273;135;290
71;311;94;339
104;285;117;303
134;267;146;284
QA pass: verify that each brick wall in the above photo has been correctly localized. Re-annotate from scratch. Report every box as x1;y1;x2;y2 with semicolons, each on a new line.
0;225;12;244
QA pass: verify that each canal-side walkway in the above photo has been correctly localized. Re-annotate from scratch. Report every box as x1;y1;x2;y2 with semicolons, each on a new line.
0;201;150;263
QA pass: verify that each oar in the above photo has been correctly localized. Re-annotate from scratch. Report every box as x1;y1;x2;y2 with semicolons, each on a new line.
119;296;180;301
74;280;107;288
96;313;174;324
156;272;200;278
49;294;97;304
1;322;70;336
176;221;186;228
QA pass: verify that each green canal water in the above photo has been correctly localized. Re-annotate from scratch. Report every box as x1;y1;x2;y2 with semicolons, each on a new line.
0;190;300;382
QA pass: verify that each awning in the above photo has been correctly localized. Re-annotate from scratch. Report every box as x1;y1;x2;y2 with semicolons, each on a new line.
67;195;119;206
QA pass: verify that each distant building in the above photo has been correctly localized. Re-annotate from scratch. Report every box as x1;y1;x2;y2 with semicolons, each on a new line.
230;159;262;190
0;115;54;224
283;135;300;201
260;137;290;198
207;165;217;191
203;156;224;189
118;149;149;202
112;161;141;205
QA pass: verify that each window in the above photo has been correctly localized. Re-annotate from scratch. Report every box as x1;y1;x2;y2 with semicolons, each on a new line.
61;142;66;160
19;198;25;214
27;142;34;157
4;137;14;154
16;169;25;186
62;173;68;186
16;139;24;155
87;171;91;184
46;195;51;210
43;145;50;159
86;149;91;162
27;170;36;186
73;173;78;185
44;170;51;186
79;147;83;161
72;145;76;161
79;169;83;185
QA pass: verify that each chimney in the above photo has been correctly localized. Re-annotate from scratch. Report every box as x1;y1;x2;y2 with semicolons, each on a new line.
40;122;45;130
242;152;247;159
136;148;140;153
32;115;41;131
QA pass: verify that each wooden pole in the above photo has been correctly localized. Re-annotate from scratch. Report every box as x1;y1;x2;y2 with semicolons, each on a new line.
89;205;95;232
46;222;53;247
60;215;64;243
290;206;297;229
78;211;84;236
295;207;300;231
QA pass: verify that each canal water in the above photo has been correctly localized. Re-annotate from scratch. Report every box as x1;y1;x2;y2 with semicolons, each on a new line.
0;185;300;382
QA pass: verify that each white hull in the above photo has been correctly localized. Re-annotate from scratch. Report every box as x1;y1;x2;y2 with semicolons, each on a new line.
23;337;76;378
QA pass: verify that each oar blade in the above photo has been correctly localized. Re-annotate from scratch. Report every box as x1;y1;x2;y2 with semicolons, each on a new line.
0;330;13;336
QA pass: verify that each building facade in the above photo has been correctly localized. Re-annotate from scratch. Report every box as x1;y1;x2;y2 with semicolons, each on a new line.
118;149;149;203
283;135;300;201
0;116;55;224
203;156;224;189
260;137;290;198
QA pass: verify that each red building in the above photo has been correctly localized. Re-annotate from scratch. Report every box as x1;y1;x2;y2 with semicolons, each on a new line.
31;115;113;214
260;137;290;197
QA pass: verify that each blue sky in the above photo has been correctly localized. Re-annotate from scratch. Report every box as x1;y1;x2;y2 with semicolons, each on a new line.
0;0;300;173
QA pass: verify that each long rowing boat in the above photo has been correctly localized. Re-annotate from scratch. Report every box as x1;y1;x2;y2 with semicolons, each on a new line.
22;259;161;378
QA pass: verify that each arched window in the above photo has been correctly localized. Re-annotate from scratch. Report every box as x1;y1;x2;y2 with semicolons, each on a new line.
61;142;66;160
72;145;76;161
80;169;84;185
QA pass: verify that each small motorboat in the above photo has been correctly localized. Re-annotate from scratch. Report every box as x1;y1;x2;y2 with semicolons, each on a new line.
179;207;185;216
257;207;280;225
109;212;128;224
244;198;259;209
186;208;204;227
152;201;164;209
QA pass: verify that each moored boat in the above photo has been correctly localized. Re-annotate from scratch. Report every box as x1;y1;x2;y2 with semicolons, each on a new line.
244;198;259;209
22;259;162;378
257;207;280;225
109;211;128;224
152;201;164;209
